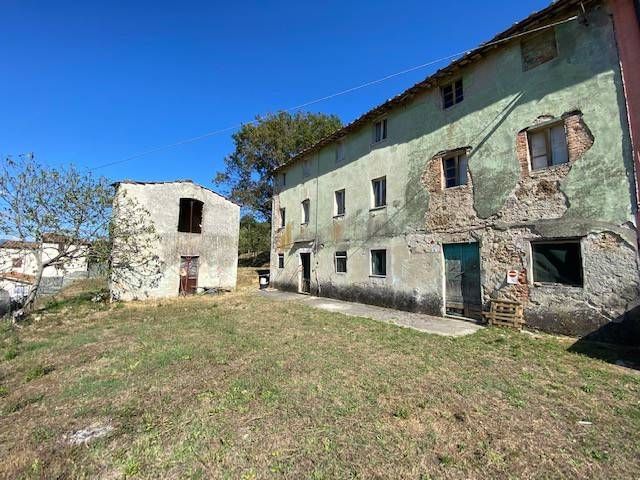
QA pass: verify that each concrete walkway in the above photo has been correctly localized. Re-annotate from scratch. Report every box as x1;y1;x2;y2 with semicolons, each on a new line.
259;289;483;337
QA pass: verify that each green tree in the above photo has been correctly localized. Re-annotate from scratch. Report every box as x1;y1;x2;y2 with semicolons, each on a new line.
238;214;271;255
215;111;342;219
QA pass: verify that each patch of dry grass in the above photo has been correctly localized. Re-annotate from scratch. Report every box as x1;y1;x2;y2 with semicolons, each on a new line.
0;286;638;479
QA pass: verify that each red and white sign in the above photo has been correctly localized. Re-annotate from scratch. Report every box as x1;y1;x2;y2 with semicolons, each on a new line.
506;270;519;285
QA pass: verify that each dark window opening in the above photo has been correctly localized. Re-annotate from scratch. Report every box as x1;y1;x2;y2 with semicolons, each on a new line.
443;154;468;188
335;251;347;273
521;28;557;71
335;189;345;216
373;119;388;143
12;257;23;268
279;208;286;228
442;79;463;109
278;253;284;269
372;177;386;208
528;123;568;170
371;249;387;276
301;199;310;224
532;240;583;286
178;198;204;233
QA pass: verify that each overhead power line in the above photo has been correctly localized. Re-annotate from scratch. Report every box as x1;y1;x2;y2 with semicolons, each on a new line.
89;14;578;172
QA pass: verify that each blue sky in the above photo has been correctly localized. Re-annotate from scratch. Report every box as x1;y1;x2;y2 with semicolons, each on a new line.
1;0;551;194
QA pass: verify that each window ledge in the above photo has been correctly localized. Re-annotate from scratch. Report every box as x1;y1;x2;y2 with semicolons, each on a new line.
371;139;389;148
369;274;387;279
335;271;347;275
443;184;469;191
529;163;571;175
369;206;387;212
532;282;583;289
300;222;309;226
333;214;345;219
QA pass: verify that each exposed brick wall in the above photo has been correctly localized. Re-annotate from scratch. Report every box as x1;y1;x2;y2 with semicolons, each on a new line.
421;156;443;192
515;112;591;177
516;131;530;177
564;112;594;162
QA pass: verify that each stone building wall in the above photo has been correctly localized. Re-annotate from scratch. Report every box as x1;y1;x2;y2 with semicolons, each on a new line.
271;2;640;341
110;181;240;301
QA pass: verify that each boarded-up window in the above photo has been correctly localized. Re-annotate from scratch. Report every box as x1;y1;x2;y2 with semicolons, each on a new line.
371;249;387;276
178;198;203;233
528;123;568;170
521;28;557;71
335;251;347;273
532;240;583;286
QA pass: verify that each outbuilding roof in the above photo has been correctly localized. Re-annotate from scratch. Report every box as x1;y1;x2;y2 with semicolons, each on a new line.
273;0;588;174
112;179;240;206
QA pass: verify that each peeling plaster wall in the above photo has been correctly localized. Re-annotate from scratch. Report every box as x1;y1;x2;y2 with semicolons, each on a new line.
111;182;240;300
271;4;640;339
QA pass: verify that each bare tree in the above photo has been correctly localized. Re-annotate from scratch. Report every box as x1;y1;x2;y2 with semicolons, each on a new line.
0;155;160;316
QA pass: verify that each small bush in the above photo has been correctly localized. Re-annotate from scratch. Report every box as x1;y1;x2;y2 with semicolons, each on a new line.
25;364;54;382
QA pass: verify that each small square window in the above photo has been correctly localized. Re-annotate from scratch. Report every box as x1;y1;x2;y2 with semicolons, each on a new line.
335;251;347;273
279;208;286;228
301;199;310;224
373;119;388;143
334;189;345;216
528;123;568;170
442;154;468;188
12;257;23;268
442;79;463;109
531;240;583;286
278;254;285;269
372;177;386;208
371;249;387;276
335;141;346;164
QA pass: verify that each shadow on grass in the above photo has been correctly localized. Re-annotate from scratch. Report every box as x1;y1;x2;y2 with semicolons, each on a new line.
567;305;640;370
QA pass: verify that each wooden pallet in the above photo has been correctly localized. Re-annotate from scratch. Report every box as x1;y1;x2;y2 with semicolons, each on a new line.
483;299;524;329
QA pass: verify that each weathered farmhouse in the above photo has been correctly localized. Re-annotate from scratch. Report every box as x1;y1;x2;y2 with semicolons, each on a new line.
110;180;240;300
0;235;90;300
270;0;640;339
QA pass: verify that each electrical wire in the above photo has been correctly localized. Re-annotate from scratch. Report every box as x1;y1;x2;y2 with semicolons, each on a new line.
88;14;579;172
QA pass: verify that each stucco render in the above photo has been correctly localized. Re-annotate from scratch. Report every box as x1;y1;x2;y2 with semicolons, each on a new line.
110;181;240;300
270;3;640;341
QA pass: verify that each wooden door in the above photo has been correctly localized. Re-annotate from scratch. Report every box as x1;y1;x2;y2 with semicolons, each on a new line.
179;256;199;295
443;243;482;319
300;253;311;294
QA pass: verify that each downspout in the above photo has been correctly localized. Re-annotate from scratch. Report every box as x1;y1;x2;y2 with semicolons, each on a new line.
610;0;640;250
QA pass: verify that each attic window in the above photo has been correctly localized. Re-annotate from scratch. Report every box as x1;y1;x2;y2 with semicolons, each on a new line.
521;28;557;71
441;79;463;109
178;198;203;233
373;119;388;143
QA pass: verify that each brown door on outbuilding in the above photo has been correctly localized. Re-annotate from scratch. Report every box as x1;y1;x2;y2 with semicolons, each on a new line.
179;256;199;295
443;243;482;320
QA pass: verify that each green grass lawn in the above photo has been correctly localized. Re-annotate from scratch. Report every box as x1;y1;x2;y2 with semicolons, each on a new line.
0;280;639;479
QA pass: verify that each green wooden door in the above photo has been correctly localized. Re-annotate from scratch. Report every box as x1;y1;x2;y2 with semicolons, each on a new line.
443;243;482;320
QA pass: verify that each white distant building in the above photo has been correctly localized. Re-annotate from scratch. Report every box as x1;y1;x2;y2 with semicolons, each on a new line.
0;234;90;301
